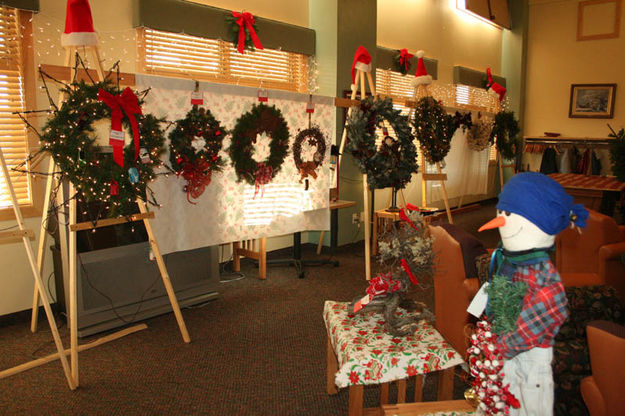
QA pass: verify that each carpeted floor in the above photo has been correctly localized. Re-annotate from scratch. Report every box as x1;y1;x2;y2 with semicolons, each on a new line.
0;201;499;416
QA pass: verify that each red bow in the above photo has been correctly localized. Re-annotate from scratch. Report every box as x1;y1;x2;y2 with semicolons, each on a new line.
399;204;420;231
399;48;413;71
351;45;371;83
486;68;507;102
97;87;142;167
254;162;273;198
400;258;419;285
179;156;213;204
232;11;263;54
366;272;402;298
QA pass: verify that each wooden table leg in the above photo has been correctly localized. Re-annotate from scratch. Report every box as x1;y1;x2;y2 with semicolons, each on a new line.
380;382;389;405
414;375;424;402
397;378;407;403
348;384;364;416
372;212;378;256
326;335;338;395
437;367;455;400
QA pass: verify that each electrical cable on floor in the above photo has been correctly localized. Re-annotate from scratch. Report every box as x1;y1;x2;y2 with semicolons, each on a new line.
78;251;161;325
218;244;246;283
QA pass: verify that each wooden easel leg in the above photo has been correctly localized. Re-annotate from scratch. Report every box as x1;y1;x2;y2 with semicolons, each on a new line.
88;46;105;81
258;237;266;280
0;150;76;390
337;71;361;168
136;198;191;343
436;163;453;224
498;153;505;190
232;241;241;272
316;230;325;255
68;183;79;386
30;157;56;332
362;175;371;280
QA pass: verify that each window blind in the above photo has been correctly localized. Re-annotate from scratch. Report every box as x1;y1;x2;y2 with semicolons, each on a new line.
138;28;309;93
376;68;500;160
0;6;30;208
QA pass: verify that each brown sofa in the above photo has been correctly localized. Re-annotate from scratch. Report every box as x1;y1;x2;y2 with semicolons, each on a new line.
580;320;625;416
556;209;625;302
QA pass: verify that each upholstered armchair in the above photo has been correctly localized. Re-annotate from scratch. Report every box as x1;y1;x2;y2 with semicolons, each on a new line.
580;321;625;416
430;225;487;358
555;209;625;302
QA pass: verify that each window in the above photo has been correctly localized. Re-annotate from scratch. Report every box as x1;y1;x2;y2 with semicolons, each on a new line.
137;28;309;93
0;7;32;211
376;68;501;160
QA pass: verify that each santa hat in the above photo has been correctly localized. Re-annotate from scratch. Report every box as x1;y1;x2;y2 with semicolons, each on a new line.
61;0;98;47
486;68;506;102
496;172;588;235
351;46;371;84
412;50;432;87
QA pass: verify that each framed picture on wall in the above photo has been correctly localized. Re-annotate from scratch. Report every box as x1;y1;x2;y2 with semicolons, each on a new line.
569;83;616;118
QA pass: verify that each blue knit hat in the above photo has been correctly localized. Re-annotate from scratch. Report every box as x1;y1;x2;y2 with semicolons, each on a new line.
496;172;589;236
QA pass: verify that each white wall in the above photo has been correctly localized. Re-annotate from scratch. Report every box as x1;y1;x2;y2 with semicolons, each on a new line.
376;0;504;210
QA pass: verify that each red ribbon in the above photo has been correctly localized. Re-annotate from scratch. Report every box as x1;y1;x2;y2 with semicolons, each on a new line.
400;258;419;285
366;272;402;299
97;87;142;167
179;156;213;204
399;48;413;71
254;162;273;198
486;67;506;102
232;11;264;54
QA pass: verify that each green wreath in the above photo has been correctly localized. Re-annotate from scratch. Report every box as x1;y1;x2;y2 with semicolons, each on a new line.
39;81;165;217
293;126;327;182
229;103;289;187
412;96;456;164
392;50;411;76
491;111;520;160
346;96;419;190
169;106;225;201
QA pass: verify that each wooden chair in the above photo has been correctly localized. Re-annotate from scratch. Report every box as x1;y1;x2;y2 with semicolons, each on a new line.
580;320;625;416
556;209;625;302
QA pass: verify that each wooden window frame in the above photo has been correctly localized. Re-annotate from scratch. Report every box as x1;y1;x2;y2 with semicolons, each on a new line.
0;9;39;221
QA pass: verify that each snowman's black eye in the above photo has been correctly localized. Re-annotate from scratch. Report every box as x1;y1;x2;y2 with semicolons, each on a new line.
504;211;511;216
497;209;502;215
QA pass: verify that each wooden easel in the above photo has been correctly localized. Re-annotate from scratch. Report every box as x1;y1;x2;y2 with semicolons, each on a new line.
0;148;76;389
27;45;190;388
337;64;376;280
408;84;453;224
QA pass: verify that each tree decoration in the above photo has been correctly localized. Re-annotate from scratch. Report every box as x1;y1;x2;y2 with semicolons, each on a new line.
292;126;327;182
228;11;263;54
351;205;435;336
392;48;413;75
229;103;289;196
485;274;528;335
608;125;625;182
467;115;494;152
412;96;456;164
468;319;521;415
345;96;419;190
168;106;225;203
490;111;520;160
39;80;165;217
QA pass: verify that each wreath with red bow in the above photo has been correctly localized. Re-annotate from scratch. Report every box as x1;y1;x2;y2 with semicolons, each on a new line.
39;81;165;217
168;106;225;203
292;126;327;183
228;103;289;195
412;96;457;164
392;48;413;75
345;96;419;190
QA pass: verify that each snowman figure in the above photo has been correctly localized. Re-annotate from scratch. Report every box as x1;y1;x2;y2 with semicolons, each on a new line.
478;172;588;416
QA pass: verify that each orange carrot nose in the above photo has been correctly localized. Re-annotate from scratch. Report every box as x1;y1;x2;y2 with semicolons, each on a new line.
478;216;506;232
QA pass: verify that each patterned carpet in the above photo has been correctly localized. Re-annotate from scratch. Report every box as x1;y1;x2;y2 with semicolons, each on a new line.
0;203;498;415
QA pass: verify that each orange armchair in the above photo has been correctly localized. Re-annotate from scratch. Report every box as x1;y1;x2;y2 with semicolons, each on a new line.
580;320;625;416
556;209;625;302
430;225;482;358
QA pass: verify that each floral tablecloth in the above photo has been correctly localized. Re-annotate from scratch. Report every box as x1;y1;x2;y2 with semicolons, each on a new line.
135;74;335;254
323;301;464;389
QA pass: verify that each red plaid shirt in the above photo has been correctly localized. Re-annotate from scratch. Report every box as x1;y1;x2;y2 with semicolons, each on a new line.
490;249;569;359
